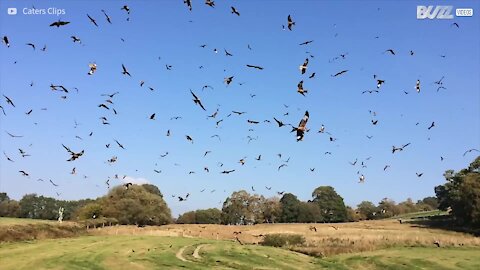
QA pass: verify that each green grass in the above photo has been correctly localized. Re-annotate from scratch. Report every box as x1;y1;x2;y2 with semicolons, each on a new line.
0;235;478;270
0;217;55;225
390;210;448;220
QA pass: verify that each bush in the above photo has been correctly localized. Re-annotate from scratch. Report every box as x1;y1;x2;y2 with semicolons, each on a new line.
261;234;305;247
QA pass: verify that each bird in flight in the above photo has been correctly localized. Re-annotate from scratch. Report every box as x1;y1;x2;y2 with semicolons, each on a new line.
415;80;421;93
3;95;15;107
50;20;70;27
299;40;314;46
299;58;309;74
26;43;35;50
121;5;131;14
331;70;348;77
246;64;264;70
292;111;309;141
122;64;131;76
190;89;206;111
221;169;235;174
87;14;98;27
224;76;234;85
392;143;411;154
463;149;480;156
62;144;84;161
101;10;112;24
287;15;295;30
88;63;97;75
2;36;9;47
297;80;308;96
205;0;215;8
384;49;395;55
427;122;435;130
231;6;240;16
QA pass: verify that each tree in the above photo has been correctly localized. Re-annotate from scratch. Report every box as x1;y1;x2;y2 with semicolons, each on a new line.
221;190;264;225
261;197;281;223
377;198;399;218
417;196;438;210
435;156;480;226
0;193;20;217
311;186;348;222
279;193;301;223
177;211;196;224
81;184;172;225
195;208;222;224
356;201;378;220
297;202;322;223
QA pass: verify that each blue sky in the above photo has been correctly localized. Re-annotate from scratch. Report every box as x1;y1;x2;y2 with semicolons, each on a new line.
1;0;479;216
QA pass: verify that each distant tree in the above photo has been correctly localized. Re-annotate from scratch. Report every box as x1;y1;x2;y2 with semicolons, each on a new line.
195;208;222;224
74;201;103;220
18;194;59;220
356;201;378;220
261;197;281;223
346;206;361;222
435;156;480;226
397;198;418;214
297;202;322;223
279;193;301;223
221;190;265;225
417;196;438;210
377;198;399;218
0;193;20;217
177;211;197;224
311;186;348;222
99;184;172;225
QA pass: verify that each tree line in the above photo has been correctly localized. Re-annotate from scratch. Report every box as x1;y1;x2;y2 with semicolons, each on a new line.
1;156;478;227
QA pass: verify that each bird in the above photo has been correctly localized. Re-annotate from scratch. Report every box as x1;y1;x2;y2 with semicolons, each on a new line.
3;95;15;107
224;76;234;85
384;165;390;171
273;117;288;127
87;14;98;27
121;64;131;76
186;135;194;143
50;20;70;27
88;63;97;75
299;40;314;46
71;36;81;43
2;36;10;47
416;173;424;177
359;174;365;183
416;80;421;93
292;111;309;141
19;171;29;177
246;64;263;70
26;43;36;50
149;113;156;120
297;80;308;96
392;143;411;153
231;6;240;16
221;170;235;174
384;49;395;55
62;144;84;161
331;70;348;77
184;0;192;11
299;58;309;74
463;149;480;156
114;139;125;149
124;183;133;190
451;22;459;28
224;49;233;56
428;122;435;130
309;73;316;79
205;0;215;8
376;79;385;89
121;5;131;14
190;90;206;111
287;15;295;30
278;164;288;171
101;10;112;24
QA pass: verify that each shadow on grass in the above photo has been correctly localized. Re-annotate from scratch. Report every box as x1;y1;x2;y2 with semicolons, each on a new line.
406;215;480;237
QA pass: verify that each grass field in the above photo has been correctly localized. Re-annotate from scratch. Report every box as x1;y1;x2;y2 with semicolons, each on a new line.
0;235;479;270
1;217;479;269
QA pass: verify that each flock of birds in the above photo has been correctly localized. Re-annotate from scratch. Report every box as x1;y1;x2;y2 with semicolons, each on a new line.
1;2;479;207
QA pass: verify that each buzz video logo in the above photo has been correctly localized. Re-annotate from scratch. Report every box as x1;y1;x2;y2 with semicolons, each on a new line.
7;7;17;15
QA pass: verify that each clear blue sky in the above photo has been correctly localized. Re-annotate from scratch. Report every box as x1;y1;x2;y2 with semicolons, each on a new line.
1;0;479;216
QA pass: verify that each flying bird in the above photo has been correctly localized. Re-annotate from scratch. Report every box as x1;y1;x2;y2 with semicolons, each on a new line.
87;14;98;27
299;58;309;74
50;20;70;27
26;43;35;50
297;80;308;96
246;64;263;70
231;6;240;16
463;149;480;156
292;111;309;141
101;10;112;24
299;40;314;46
3;95;15;107
2;36;9;47
287;15;295;30
121;64;131;76
121;5;130;14
416;80;421;93
384;49;395;55
331;70;348;77
62;144;84;161
190;89;206;111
